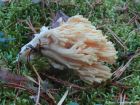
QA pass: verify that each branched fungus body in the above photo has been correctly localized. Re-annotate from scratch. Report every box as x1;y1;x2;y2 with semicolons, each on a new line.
19;15;117;84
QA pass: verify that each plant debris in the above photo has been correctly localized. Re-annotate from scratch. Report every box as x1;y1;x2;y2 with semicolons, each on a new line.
112;49;140;80
0;68;56;105
1;0;140;104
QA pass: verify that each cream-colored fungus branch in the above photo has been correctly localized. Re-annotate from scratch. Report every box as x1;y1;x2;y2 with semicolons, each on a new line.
18;15;117;84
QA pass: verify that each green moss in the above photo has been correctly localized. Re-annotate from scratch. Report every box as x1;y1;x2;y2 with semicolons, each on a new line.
0;0;140;104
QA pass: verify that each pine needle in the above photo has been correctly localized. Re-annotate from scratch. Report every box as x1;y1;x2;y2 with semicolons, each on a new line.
57;87;71;105
32;65;41;105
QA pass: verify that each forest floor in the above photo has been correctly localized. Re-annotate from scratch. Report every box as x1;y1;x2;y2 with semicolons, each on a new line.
0;0;140;105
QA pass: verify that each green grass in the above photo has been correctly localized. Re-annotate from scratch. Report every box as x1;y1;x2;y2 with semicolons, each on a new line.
1;0;140;105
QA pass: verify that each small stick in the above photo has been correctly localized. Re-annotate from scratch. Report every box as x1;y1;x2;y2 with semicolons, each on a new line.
45;74;85;90
26;19;37;34
112;51;140;80
57;87;71;105
32;65;42;105
2;83;55;105
106;27;127;50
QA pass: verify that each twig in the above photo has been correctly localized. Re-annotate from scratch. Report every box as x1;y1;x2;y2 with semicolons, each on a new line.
118;74;133;82
111;81;130;90
45;74;85;90
25;75;38;85
32;65;41;105
106;27;128;50
113;60;130;79
3;21;16;30
96;24;106;29
68;90;81;96
108;101;140;104
1;82;55;105
36;77;41;105
0;67;55;105
17;19;37;34
57;87;71;105
86;0;103;8
128;15;137;24
118;90;126;105
25;19;37;34
115;3;128;13
112;51;140;80
32;65;56;104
